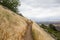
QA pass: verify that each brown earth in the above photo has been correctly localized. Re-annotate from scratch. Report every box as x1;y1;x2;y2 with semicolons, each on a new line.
24;21;33;40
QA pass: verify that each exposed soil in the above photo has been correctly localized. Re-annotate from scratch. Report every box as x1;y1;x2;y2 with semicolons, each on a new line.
24;21;33;40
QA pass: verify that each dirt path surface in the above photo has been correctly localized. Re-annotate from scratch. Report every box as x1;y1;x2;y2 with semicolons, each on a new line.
24;21;33;40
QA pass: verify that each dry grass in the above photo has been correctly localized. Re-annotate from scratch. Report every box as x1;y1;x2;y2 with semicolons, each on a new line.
0;5;28;40
32;22;55;40
0;5;55;40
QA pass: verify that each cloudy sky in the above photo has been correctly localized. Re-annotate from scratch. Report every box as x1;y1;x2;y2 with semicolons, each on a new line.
18;0;60;22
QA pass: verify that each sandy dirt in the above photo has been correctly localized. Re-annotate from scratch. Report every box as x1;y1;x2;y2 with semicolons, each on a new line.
24;21;33;40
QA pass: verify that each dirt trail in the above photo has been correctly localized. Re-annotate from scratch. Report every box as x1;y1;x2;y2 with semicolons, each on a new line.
24;21;33;40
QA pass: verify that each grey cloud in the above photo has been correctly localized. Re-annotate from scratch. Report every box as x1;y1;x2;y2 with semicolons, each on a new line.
21;0;60;8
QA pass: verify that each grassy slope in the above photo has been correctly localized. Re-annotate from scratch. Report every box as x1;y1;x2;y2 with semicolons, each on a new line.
0;5;28;40
47;27;60;40
32;22;55;40
0;5;55;40
40;24;60;40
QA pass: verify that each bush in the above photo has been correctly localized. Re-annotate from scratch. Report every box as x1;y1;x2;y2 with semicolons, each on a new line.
0;0;20;13
49;24;57;31
40;24;47;29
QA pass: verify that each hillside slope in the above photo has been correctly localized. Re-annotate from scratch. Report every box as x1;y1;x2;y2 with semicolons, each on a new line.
0;5;55;40
32;22;55;40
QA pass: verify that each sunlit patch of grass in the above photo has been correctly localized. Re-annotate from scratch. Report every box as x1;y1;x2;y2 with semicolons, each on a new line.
32;29;40;40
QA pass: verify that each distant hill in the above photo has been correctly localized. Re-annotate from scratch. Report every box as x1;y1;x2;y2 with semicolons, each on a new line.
37;21;60;24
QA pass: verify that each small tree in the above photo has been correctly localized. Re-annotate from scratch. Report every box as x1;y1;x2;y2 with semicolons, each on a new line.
0;0;20;13
40;24;47;29
49;24;57;31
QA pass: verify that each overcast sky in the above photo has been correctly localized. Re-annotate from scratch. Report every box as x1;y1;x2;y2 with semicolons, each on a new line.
18;0;60;22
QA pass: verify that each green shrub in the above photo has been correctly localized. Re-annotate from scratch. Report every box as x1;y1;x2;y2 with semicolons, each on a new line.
40;24;60;40
0;0;20;13
49;24;57;31
40;24;47;29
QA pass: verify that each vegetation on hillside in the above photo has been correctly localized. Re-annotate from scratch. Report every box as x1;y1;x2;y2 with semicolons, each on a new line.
40;24;60;40
0;0;20;13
